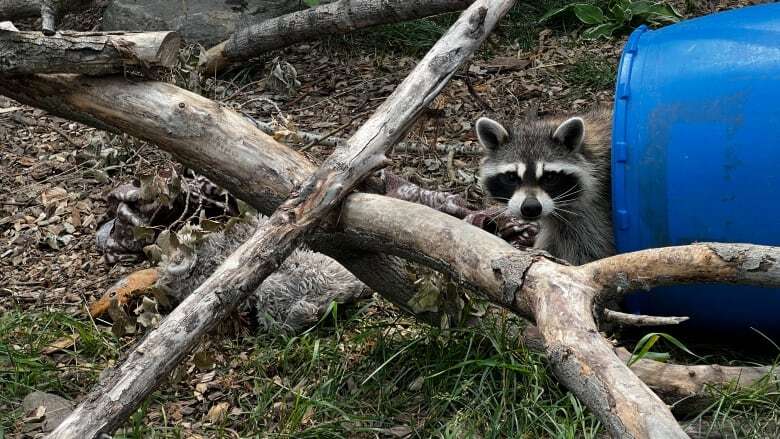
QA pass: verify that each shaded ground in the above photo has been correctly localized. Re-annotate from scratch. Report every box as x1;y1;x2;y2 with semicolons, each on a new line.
2;1;778;438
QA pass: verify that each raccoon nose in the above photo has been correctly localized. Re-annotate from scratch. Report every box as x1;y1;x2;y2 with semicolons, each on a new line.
520;198;542;219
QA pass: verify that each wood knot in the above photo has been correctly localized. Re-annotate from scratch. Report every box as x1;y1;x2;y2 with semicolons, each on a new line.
466;7;488;38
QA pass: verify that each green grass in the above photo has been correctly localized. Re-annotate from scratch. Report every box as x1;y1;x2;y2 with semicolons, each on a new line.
686;371;780;437
3;300;780;437
0;309;119;432
565;56;617;90
217;307;602;437
323;1;575;58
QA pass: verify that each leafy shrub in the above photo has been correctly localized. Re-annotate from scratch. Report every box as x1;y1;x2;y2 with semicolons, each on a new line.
541;0;681;39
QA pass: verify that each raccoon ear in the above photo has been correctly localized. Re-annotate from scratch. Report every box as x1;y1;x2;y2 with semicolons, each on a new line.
475;117;509;152
552;117;585;152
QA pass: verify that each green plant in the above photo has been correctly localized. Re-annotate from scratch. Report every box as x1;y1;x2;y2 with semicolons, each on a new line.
541;1;681;39
628;332;700;366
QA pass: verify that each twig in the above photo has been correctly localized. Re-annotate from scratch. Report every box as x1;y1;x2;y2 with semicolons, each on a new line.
446;148;456;182
602;309;689;327
460;64;493;112
300;111;370;152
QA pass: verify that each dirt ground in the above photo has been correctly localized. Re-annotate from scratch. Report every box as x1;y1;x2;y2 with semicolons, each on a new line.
0;6;623;326
1;1;772;438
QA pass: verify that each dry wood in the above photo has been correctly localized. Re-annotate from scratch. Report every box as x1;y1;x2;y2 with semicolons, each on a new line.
2;11;779;437
329;194;780;437
0;75;435;323
0;30;181;75
603;308;689;326
614;347;779;413
7;74;780;439
0;0;96;33
40;0;95;35
5;77;780;439
41;2;514;437
201;0;473;74
0;0;41;21
519;325;778;414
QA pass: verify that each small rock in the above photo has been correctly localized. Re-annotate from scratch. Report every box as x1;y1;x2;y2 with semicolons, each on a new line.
21;391;74;433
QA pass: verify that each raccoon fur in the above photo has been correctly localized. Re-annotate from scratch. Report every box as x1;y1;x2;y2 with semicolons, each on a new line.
475;107;614;265
156;215;371;333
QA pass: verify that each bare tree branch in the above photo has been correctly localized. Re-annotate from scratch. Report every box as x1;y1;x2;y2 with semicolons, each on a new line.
201;0;474;74
603;309;689;327
0;30;181;75
0;0;42;21
44;2;515;437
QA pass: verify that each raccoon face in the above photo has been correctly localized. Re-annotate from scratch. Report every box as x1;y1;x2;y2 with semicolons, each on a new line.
475;116;596;223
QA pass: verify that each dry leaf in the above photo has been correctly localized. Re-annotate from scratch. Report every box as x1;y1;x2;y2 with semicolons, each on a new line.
107;296;136;337
42;334;79;355
40;187;68;206
135;296;161;328
206;402;230;423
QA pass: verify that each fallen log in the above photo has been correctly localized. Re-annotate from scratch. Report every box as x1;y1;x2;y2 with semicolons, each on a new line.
0;0;98;34
0;0;41;21
40;0;96;35
615;347;778;414
0;30;182;75
5;74;779;439
201;0;473;74
44;1;514;437
1;8;777;437
325;195;780;437
3;60;777;439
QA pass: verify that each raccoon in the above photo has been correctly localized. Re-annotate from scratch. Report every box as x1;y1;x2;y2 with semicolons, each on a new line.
475;107;614;265
156;215;371;333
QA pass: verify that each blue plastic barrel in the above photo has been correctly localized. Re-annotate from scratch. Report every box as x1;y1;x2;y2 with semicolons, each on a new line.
612;4;780;336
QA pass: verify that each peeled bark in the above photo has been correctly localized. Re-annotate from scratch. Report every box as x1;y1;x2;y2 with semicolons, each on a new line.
201;0;473;74
44;2;514;437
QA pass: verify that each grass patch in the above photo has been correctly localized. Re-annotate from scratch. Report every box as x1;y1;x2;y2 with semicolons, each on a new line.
687;372;780;437
323;1;575;58
0;309;119;432
565;55;617;90
2;301;780;437
187;307;604;437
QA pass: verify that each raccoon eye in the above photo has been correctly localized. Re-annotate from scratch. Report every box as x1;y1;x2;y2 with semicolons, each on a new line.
541;172;560;184
498;172;520;186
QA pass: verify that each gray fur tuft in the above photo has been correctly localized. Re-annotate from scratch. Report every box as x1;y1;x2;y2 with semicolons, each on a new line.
157;215;371;333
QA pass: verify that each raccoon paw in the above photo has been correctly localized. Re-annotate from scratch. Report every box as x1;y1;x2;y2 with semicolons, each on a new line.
464;207;538;249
